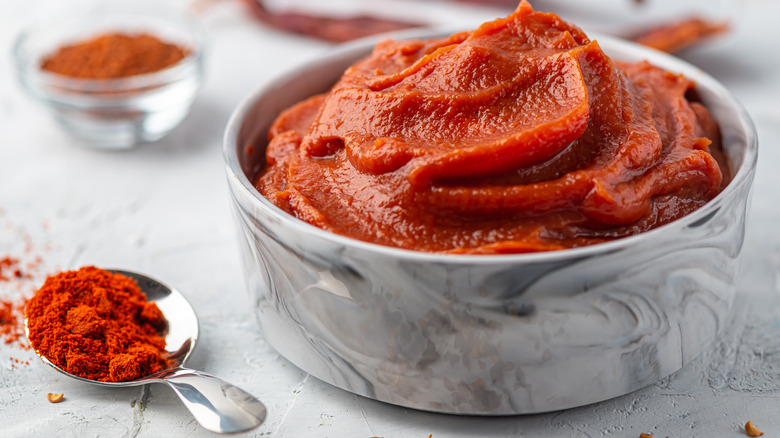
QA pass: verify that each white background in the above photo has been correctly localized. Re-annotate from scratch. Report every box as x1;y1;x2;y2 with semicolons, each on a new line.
2;0;780;436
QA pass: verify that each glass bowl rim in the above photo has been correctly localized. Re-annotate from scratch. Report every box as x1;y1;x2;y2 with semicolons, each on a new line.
12;12;207;94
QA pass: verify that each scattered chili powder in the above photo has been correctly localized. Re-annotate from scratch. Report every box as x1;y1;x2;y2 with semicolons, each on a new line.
1;215;48;365
0;256;33;348
0;298;26;345
25;266;170;382
0;255;21;281
40;33;189;79
9;356;30;369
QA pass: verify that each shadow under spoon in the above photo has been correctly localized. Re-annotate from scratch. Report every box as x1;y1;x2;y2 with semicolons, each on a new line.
25;269;267;434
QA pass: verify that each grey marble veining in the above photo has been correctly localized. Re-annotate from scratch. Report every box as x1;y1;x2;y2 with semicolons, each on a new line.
223;32;758;414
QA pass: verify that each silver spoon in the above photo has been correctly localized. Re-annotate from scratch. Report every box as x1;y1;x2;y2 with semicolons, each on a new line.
25;269;267;434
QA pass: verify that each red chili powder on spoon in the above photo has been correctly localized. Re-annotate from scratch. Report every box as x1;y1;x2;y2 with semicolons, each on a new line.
25;266;170;382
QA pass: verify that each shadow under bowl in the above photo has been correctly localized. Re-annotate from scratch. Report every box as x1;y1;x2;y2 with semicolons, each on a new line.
223;30;758;415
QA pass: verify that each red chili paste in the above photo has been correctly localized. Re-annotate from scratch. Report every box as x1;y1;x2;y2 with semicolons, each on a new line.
255;1;730;254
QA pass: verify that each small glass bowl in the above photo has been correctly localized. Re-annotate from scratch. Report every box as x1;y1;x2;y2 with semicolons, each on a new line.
13;13;206;149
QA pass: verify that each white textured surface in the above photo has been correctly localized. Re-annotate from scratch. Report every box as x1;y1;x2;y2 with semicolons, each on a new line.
1;0;780;437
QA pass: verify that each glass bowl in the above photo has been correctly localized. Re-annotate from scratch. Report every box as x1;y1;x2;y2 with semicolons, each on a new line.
223;30;758;414
13;13;206;150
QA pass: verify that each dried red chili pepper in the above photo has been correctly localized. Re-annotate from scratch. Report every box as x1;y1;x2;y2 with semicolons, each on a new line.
241;0;423;43
633;17;729;53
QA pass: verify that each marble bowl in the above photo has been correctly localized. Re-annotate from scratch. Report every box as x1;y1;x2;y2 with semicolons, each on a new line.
223;30;758;415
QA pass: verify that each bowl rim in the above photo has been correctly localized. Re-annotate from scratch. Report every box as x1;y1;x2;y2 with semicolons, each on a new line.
223;27;759;265
12;13;207;94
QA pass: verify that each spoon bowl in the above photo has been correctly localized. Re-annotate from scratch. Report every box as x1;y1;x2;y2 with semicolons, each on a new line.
25;269;266;434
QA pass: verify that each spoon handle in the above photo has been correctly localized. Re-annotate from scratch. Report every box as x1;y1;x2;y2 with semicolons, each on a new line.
156;367;266;434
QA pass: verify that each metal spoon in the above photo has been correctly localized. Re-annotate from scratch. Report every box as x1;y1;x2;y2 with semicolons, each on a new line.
25;269;267;434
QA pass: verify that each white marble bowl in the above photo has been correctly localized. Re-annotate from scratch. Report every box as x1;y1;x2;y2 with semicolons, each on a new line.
13;13;205;150
223;30;757;414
